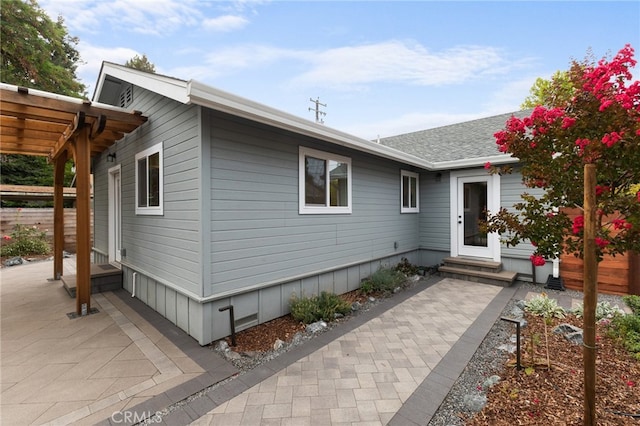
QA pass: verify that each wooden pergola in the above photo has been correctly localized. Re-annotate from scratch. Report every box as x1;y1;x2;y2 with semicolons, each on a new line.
0;83;147;316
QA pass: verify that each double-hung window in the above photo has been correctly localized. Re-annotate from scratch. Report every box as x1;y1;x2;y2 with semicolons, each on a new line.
299;146;352;214
401;170;419;213
135;142;163;215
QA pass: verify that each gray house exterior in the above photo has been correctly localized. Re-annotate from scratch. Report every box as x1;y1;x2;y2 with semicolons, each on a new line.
92;63;546;345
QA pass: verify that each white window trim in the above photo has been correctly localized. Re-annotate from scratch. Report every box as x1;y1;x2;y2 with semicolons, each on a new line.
400;170;419;213
135;142;163;215
299;146;352;214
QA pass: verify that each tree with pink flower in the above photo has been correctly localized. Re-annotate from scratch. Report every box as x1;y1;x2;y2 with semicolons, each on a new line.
485;45;639;425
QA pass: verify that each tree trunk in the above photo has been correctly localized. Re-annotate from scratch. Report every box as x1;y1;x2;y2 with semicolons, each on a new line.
583;163;597;425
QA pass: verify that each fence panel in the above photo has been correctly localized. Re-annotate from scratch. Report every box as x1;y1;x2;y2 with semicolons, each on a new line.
0;208;92;253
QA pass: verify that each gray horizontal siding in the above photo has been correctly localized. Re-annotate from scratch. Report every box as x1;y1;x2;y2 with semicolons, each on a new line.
207;113;419;296
419;172;450;251
111;87;202;295
499;169;543;259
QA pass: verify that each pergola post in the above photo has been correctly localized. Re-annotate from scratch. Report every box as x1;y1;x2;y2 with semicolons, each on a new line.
53;150;67;280
74;127;92;316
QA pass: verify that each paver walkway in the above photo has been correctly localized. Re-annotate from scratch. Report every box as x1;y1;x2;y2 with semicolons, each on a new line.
166;278;506;426
2;257;541;426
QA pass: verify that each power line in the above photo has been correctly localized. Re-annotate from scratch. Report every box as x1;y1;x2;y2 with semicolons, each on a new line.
308;97;326;124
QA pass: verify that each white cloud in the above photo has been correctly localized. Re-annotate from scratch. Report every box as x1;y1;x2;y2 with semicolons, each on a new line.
41;0;204;36
198;41;531;92
203;44;303;73
202;15;249;32
290;42;521;89
481;75;540;114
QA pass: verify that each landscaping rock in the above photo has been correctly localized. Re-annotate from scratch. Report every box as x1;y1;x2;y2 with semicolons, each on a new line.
553;323;582;335
306;321;327;334
273;339;285;351
565;330;584;346
552;323;584;346
463;394;487;412
4;257;24;267
497;343;516;353
351;301;362;311
213;340;229;353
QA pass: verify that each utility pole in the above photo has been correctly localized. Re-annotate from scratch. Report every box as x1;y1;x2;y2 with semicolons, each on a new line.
309;97;326;124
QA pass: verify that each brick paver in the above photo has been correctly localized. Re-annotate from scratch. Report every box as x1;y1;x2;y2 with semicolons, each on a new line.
196;279;502;425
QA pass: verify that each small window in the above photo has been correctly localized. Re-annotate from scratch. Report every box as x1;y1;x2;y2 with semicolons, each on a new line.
135;143;163;215
401;170;419;213
299;146;352;214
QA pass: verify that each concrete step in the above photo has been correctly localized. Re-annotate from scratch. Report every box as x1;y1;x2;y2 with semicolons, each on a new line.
62;263;122;297
438;265;517;287
442;256;502;273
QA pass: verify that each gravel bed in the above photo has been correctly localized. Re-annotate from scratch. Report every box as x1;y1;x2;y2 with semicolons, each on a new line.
428;282;631;425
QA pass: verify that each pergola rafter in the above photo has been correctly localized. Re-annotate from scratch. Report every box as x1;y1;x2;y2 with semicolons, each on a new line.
0;83;147;316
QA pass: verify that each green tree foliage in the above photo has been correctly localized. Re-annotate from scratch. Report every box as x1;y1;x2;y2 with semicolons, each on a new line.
1;0;86;97
124;54;156;73
521;70;574;109
0;0;83;205
485;45;640;261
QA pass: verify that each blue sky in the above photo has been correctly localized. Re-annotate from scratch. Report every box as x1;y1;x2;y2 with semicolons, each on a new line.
40;0;640;140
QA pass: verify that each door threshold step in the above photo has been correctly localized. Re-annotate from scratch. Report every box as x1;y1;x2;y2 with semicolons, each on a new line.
62;263;122;297
438;265;517;287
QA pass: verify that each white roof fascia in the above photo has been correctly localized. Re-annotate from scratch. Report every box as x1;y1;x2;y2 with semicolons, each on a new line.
1;82;132;113
93;62;190;104
186;80;433;170
431;154;519;170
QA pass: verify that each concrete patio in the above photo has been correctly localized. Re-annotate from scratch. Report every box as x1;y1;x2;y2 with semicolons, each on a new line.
0;257;237;425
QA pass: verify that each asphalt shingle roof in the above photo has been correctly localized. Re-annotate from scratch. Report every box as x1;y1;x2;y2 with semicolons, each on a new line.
378;109;532;164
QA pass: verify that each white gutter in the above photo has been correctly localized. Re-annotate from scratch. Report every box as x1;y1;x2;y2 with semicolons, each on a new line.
431;154;519;171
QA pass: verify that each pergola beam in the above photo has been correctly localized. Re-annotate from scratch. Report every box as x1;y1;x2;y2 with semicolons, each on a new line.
0;83;147;318
51;112;85;160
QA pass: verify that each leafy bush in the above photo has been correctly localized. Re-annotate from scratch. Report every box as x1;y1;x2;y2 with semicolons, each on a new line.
289;291;352;324
1;223;50;257
524;293;566;319
360;267;406;295
609;313;640;360
623;295;640;315
394;257;419;276
573;300;625;321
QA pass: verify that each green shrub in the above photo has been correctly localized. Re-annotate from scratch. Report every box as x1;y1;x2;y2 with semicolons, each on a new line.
360;267;406;295
1;223;50;257
289;291;352;324
623;295;640;315
609;313;640;360
573;300;625;320
524;293;566;319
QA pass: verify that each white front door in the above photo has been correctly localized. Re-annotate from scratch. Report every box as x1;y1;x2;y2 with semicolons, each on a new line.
108;165;122;263
450;171;500;261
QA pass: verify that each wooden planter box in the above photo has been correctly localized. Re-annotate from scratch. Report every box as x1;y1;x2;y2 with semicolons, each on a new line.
559;208;640;295
560;251;640;295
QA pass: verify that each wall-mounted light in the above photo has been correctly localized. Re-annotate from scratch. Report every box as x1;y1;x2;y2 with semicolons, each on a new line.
106;152;116;163
435;173;442;182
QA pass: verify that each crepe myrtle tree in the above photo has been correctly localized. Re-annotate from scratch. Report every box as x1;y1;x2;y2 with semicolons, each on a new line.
484;44;640;263
484;45;639;426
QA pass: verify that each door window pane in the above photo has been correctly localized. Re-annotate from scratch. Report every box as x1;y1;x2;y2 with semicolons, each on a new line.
463;182;488;247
